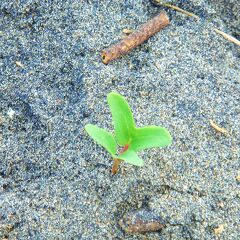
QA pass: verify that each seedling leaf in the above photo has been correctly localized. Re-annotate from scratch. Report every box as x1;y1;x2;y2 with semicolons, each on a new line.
130;126;172;151
107;92;136;146
85;124;117;155
118;149;144;166
85;92;173;174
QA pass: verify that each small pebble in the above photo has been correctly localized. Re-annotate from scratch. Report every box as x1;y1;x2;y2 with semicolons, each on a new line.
119;209;166;234
214;224;225;235
122;28;134;34
7;108;15;119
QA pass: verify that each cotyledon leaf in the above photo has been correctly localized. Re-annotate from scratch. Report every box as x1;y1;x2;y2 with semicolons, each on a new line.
107;92;136;146
118;149;144;166
130;126;172;151
85;124;117;156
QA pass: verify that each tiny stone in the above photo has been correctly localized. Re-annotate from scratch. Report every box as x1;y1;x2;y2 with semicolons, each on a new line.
7;108;15;119
214;224;224;235
0;114;4;125
217;201;225;209
119;209;166;234
122;28;134;34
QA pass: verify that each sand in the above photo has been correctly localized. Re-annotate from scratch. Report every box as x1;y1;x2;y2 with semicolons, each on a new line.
0;0;239;239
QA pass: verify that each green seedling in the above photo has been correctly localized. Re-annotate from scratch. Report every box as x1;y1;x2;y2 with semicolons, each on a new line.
85;92;172;174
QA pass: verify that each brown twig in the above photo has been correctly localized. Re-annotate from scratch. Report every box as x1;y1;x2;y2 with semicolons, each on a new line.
102;11;170;64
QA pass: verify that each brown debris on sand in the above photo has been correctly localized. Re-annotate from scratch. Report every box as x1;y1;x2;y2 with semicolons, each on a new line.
102;11;170;64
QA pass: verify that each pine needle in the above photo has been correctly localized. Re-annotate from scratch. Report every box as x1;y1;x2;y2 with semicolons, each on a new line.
213;28;240;46
15;61;24;68
161;3;200;20
210;120;228;135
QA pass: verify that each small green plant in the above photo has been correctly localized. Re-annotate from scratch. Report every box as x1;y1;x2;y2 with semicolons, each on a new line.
85;92;172;174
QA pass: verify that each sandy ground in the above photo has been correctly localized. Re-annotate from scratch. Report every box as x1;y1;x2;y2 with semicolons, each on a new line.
0;0;239;239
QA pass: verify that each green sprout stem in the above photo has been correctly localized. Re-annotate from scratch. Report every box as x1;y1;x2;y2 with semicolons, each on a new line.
112;144;129;174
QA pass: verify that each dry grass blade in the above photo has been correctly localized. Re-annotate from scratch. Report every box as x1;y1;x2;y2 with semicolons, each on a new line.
156;2;200;20
163;3;200;20
210;120;228;135
15;61;24;68
213;28;240;46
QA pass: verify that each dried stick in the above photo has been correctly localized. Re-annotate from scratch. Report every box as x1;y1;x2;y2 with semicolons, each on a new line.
102;11;170;64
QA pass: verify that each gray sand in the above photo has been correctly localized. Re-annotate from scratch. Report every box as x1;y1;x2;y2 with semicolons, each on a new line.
0;0;239;239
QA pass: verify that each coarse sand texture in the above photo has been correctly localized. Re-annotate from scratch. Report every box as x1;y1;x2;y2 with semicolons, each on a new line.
0;0;239;239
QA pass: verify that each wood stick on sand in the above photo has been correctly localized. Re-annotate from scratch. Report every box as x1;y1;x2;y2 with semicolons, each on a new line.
102;11;170;64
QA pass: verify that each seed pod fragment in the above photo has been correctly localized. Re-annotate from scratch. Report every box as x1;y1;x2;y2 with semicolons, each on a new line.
102;11;170;64
119;209;166;234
